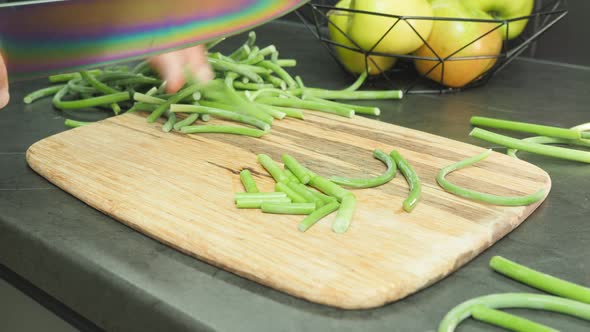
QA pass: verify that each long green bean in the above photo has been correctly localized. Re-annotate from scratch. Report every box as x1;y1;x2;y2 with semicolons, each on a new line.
331;149;397;188
261;202;316;215
48;69;102;83
305;97;380;116
436;150;546;206
470;305;558;332
507;123;590;158
180;125;267;137
275;59;297;67
80;70;119;94
209;58;265;83
67;78;96;94
299;87;403;100
390;150;421;212
257;154;289;183
147;83;200;123
170;104;271;131
471;116;581;140
298;202;340;232
233;82;274;90
490;256;590;304
236;197;291;209
282;154;312;184
275;182;307;203
53;87;130;110
23;85;65;104
437;293;590;332
173;114;200;131
470;128;590;163
258;60;297;89
256;97;355;118
240;170;260;193
198;100;273;125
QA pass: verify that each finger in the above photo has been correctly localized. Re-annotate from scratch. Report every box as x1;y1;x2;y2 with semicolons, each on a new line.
0;53;9;109
185;45;214;83
148;52;185;93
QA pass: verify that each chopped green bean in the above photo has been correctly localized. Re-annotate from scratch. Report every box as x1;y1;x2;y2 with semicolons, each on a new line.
173;114;200;131
490;256;590;304
240;170;260;193
470;128;590;163
48;69;102;83
180;125;267;137
67;78;96;94
198;100;274;125
80;70;119;94
286;181;319;204
331;149;397;188
236;197;291;209
257;154;289;183
310;189;338;205
23;85;65;104
134;92;165;104
437;293;590;332
298;202;340;232
276;59;297;67
258;45;277;57
332;194;356;233
111;103;121;115
281;154;311;184
275;182;307;203
170;104;271;131
262;74;287;89
209;58;265;83
470;305;558;332
53;87;130;110
248;88;297;101
261;202;316;215
437;150;546;206
471;116;581;140
284;170;300;183
64;119;91;128
390;150;421;212
262;105;304;120
131;102;158;112
308;176;351;202
343;71;368;92
256;104;287;120
147;83;200;122
233;82;274;90
258;61;297;89
200;114;211;122
162;112;176;132
234;192;287;201
256;97;354;118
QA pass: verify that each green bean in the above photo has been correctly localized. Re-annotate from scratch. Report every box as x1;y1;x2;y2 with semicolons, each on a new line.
343;71;368;91
437;293;590;332
162;112;176;132
209;58;265;83
470;128;590;163
206;37;226;50
261;202;316;215
234;192;287;201
506;123;590;158
308;176;351;202
257;154;289;183
470;305;558;332
275;182;307;203
298;202;340;232
67;78;96;94
332;194;356;233
130;102;158;112
236;197;291;209
111;103;121;115
104;65;130;72
256;97;354;118
241;54;265;65
256;104;287;120
229;44;251;61
133;92;165;104
490;256;590;304
224;72;239;89
284;170;300;183
147;83;200;122
200;114;211;122
109;77;162;86
180;125;267;137
53;86;130;110
470;116;581;140
131;60;151;74
258;45;277;58
262;74;287;89
437;150;545;206
95;72;141;82
233;82;274;90
305;97;380;116
390;150;421;212
248;88;297;101
295;76;305;89
331;149;397;188
287;181;319;205
198;100;274;125
258;61;297;89
310;189;338;205
170;104;271;131
261;105;304;120
23;85;65;104
48;69;102;83
275;59;297;67
173;114;200;131
64;119;91;128
239;170;260;193
299;87;403;100
281;154;311;184
80;70;119;94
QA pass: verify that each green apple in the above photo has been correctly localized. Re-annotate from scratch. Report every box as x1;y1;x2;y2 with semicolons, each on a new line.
460;0;535;40
348;0;434;55
327;0;396;75
414;0;503;88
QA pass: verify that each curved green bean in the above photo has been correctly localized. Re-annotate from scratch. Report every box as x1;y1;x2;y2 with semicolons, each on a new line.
490;256;590;304
436;149;546;206
298;202;340;232
258;60;297;89
282;154;311;184
240;170;260;193
170;104;271;131
437;293;590;332
331;149;397;188
48;69;102;83
261;202;316;215
470;305;558;332
67;78;96;94
390;150;421;212
23;85;65;104
53;87;130;110
180;125;267;137
343;71;368;92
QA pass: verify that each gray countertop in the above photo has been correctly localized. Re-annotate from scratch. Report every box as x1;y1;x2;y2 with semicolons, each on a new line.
1;21;589;332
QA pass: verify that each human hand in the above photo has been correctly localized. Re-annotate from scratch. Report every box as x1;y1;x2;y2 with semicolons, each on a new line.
148;45;214;94
0;52;8;109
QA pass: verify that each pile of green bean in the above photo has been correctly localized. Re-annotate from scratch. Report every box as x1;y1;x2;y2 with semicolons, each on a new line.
24;31;403;135
438;256;590;331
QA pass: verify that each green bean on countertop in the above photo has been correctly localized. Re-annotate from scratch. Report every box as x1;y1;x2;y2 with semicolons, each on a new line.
234;192;287;201
239;170;260;193
180;125;267;137
436;149;546;206
236;197;291;209
332;193;357;233
298;202;340;232
470;305;558;332
64;119;91;128
282;154;311;184
275;182;307;204
330;149;397;188
261;202;316;215
390;150;421;212
173;113;200;131
286;181;320;206
257;154;289;183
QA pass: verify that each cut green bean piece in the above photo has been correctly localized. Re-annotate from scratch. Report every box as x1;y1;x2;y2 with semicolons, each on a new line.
390;150;421;212
471;128;590;163
276;59;297;67
437;150;546;206
300;88;403;100
257;154;289;183
275;182;307;204
258;61;297;89
470;305;558;332
261;202;316;215
310;189;338;205
147;83;201;122
53;87;130;110
262;74;287;89
236;197;291;209
437;293;590;332
80;70;119;94
256;97;354;118
170;104;271;131
284;169;300;183
234;192;287;201
200;114;211;122
306;97;380;116
162;112;176;132
233;82;274;90
209;58;265;83
298;202;340;232
64;119;91;128
343;71;368;92
67;78;96;94
470;116;581;140
131;103;158;112
240;170;260;193
180;125;267;137
490;256;590;304
331;149;397;188
111;103;121;115
198;100;273;125
264;105;304;120
308;176;350;202
24;85;65;104
281;154;311;184
287;182;318;204
48;69;102;83
256;104;287;120
134;92;165;104
173;114;200;131
332;194;356;233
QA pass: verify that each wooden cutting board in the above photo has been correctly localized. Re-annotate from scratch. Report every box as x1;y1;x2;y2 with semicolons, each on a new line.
26;111;550;309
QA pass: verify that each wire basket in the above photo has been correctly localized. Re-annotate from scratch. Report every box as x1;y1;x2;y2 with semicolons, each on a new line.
295;0;568;94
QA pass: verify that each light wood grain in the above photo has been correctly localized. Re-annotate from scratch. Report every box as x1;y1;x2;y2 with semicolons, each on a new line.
26;111;551;309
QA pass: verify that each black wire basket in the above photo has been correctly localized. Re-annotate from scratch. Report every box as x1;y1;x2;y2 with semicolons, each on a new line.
295;0;568;94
